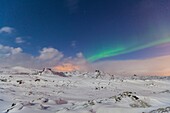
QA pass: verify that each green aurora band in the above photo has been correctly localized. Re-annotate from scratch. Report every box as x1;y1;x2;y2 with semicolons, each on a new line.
87;37;170;62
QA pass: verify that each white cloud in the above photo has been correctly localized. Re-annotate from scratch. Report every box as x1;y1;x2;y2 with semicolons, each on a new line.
56;52;89;71
37;47;64;61
76;52;83;58
0;26;15;34
15;37;25;44
0;44;22;58
0;46;64;69
0;43;170;76
89;55;170;76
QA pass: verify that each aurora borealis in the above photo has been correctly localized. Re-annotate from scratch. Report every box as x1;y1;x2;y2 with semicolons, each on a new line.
87;37;170;62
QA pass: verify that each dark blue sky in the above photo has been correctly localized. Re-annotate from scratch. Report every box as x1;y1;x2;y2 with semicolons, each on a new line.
1;0;170;61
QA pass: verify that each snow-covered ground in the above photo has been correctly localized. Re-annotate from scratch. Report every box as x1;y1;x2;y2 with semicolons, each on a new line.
0;67;170;113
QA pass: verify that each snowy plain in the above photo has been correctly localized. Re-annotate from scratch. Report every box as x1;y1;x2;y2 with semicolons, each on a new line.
0;67;170;113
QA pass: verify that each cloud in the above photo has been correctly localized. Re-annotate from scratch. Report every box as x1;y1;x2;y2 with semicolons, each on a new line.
37;47;64;61
0;44;22;58
89;55;170;76
0;27;29;44
53;63;79;72
55;52;89;71
15;37;25;44
0;45;64;68
76;52;83;58
0;26;15;34
0;44;170;76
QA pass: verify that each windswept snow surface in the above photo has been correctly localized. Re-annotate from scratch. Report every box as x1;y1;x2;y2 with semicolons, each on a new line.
0;68;170;113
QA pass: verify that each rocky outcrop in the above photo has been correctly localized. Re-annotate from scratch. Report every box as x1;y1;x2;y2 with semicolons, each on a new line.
38;68;67;77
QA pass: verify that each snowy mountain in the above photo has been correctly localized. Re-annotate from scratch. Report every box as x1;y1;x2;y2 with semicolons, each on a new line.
0;67;170;113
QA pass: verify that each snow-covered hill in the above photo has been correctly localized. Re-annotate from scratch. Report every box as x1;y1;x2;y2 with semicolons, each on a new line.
0;67;170;113
0;66;38;75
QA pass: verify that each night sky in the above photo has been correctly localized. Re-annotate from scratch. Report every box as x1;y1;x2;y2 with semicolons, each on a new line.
1;0;170;62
